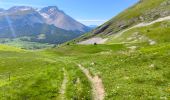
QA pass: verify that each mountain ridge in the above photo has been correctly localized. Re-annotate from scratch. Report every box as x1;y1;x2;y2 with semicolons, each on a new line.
0;6;90;32
0;6;90;46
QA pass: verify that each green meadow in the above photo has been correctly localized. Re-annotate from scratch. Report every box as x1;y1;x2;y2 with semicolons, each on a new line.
0;0;170;99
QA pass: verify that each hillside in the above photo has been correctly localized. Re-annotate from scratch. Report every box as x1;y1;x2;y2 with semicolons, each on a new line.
75;0;170;43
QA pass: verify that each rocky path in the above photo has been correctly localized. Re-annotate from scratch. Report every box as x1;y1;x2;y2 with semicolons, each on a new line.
78;64;105;100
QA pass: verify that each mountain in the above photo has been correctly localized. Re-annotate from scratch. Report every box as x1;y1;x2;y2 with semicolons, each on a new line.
0;6;90;46
39;6;90;32
76;0;170;43
0;7;44;26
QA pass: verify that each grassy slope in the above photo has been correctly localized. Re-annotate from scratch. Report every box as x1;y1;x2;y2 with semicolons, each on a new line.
73;0;170;42
111;0;165;21
107;20;170;44
100;0;170;35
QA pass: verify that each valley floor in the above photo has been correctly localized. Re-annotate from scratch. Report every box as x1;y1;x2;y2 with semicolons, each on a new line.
0;41;170;100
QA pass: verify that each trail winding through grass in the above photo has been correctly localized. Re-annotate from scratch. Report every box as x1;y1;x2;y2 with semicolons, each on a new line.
59;68;68;100
78;64;105;100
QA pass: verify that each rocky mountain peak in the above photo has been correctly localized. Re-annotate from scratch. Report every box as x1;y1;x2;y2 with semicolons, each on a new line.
39;6;90;32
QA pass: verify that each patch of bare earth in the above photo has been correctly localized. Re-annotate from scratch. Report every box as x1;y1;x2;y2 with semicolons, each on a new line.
78;64;105;100
78;37;108;45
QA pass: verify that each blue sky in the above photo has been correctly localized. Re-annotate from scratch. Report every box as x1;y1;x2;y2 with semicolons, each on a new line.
0;0;139;25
